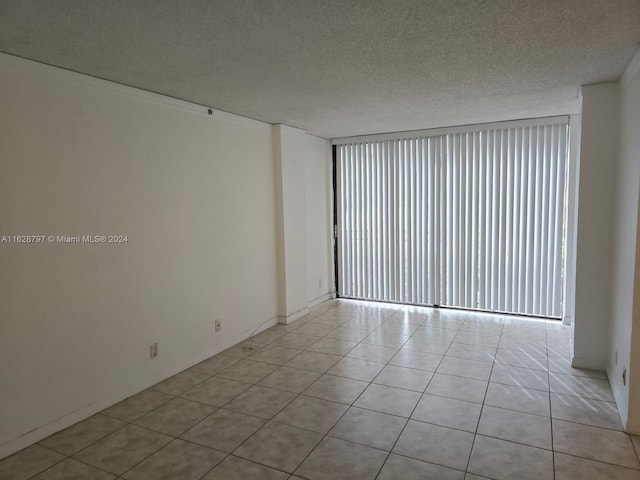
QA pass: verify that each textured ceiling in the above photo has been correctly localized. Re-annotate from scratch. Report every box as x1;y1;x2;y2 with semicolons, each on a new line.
0;1;639;138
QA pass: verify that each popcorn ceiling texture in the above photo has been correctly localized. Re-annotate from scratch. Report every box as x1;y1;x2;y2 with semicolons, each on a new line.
0;0;638;138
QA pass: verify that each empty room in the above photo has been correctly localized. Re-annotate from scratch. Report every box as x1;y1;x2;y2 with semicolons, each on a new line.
1;1;640;479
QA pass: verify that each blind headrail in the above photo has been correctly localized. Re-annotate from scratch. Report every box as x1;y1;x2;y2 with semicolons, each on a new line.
332;115;570;145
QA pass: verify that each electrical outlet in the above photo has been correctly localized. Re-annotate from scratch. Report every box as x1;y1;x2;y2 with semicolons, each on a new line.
215;319;221;333
623;368;627;386
615;351;618;366
150;343;158;359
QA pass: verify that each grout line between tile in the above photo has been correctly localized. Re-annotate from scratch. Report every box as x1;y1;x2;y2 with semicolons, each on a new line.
9;301;625;480
546;319;557;480
22;446;69;480
463;318;502;476
372;321;449;479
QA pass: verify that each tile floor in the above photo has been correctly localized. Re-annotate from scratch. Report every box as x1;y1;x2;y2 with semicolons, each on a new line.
2;299;640;480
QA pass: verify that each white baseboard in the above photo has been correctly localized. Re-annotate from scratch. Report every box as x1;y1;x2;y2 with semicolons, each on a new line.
278;307;310;325
0;315;279;460
277;293;334;325
309;292;332;308
606;362;629;431
571;355;607;372
626;417;640;436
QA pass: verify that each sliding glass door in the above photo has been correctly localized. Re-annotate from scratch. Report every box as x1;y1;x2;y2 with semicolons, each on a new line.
335;117;569;318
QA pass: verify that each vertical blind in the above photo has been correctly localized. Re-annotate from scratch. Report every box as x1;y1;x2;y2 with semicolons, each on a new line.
335;118;569;318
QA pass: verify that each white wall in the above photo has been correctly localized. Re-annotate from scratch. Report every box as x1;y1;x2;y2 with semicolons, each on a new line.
0;54;331;457
273;125;332;322
629;201;640;433
273;125;309;320
573;82;620;371
574;50;640;432
305;140;334;306
609;51;640;433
